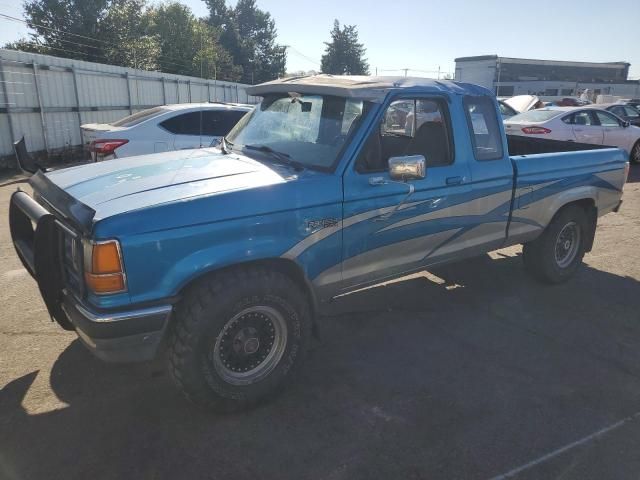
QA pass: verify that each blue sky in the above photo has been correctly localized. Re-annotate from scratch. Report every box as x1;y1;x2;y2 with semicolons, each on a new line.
1;0;638;78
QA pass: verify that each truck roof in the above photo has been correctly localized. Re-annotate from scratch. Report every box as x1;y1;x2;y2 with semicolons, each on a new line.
246;75;492;103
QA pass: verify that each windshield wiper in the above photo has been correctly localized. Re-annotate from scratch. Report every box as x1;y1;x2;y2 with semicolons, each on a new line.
244;144;305;171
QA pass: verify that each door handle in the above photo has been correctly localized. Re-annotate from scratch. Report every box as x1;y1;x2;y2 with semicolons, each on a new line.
446;176;463;185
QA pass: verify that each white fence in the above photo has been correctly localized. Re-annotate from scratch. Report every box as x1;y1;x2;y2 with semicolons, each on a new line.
0;49;260;167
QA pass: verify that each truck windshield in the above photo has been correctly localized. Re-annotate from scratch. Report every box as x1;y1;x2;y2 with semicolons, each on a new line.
225;93;367;170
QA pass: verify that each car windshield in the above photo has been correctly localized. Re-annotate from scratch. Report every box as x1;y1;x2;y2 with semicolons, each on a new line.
225;93;367;170
507;110;563;123
110;106;168;127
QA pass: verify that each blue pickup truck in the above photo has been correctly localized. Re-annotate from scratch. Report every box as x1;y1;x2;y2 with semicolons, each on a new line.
9;76;628;410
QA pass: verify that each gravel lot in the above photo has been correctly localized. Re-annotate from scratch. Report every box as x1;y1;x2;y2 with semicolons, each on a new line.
1;166;640;480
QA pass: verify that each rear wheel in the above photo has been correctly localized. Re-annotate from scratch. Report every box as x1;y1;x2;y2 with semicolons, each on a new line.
168;267;312;411
523;205;588;284
631;140;640;164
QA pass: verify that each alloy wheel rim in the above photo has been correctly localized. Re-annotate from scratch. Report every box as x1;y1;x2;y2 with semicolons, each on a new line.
211;305;288;385
554;221;580;268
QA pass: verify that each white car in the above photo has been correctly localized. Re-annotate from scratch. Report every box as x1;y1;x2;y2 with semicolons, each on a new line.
504;107;640;163
81;103;252;161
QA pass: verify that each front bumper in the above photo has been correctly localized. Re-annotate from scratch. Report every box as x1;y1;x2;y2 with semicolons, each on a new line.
9;181;172;363
61;293;172;363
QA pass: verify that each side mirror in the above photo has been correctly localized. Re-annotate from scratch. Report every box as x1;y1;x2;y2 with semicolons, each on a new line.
623;120;631;128
388;155;426;181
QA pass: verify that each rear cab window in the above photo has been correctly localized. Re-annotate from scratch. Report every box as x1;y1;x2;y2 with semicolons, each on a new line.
463;96;504;161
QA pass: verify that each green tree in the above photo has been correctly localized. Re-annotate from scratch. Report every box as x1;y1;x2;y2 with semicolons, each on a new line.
17;0;159;68
320;20;369;76
21;0;110;62
149;2;240;81
100;0;159;69
205;0;286;84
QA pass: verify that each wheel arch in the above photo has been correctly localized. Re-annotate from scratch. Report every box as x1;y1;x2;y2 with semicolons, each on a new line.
175;257;321;335
549;197;598;252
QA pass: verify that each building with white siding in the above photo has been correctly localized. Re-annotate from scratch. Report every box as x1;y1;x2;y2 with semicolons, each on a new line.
454;55;639;101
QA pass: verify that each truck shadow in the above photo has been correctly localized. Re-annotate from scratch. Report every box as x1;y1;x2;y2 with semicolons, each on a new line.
2;252;640;480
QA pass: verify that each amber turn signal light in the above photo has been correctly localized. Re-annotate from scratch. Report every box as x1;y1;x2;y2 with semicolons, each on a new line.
84;240;126;294
92;241;122;274
85;272;126;294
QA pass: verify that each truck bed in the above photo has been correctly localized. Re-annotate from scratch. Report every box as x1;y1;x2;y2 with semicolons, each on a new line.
506;141;627;245
507;135;610;156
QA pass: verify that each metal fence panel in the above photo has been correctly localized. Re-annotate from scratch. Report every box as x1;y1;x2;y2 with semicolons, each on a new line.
0;49;260;167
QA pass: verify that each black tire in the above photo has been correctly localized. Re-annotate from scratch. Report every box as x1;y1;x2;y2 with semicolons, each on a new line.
631;140;640;165
168;267;312;412
522;205;588;284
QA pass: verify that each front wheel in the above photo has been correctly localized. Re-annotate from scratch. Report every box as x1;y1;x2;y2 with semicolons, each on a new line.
168;267;312;411
523;205;588;284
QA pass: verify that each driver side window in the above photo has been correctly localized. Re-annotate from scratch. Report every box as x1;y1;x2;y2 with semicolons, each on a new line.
356;98;452;173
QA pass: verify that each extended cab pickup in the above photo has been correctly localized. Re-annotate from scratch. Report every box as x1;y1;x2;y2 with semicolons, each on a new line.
9;76;629;411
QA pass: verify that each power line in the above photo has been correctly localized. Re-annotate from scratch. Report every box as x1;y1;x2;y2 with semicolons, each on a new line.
284;45;320;67
0;12;117;46
0;11;207;74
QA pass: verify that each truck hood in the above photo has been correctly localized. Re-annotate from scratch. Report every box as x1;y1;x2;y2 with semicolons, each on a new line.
43;148;291;221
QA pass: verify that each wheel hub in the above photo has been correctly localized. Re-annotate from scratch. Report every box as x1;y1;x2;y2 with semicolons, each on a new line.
212;305;287;385
554;221;580;268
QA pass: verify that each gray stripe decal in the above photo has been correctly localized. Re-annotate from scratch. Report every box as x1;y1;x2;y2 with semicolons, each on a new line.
281;200;429;259
378;189;513;234
313;228;461;287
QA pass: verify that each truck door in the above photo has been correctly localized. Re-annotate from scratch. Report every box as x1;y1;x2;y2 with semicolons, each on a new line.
336;97;472;292
569;110;604;145
461;95;514;253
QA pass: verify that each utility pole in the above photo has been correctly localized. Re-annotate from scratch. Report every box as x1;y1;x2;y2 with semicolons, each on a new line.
437;65;441;80
402;68;408;77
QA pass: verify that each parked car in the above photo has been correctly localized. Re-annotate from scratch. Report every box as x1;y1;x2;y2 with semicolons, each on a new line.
616;99;640;111
555;97;589;107
9;76;628;411
502;94;543;113
81;103;252;161
504;107;640;163
596;103;640;127
498;100;517;118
